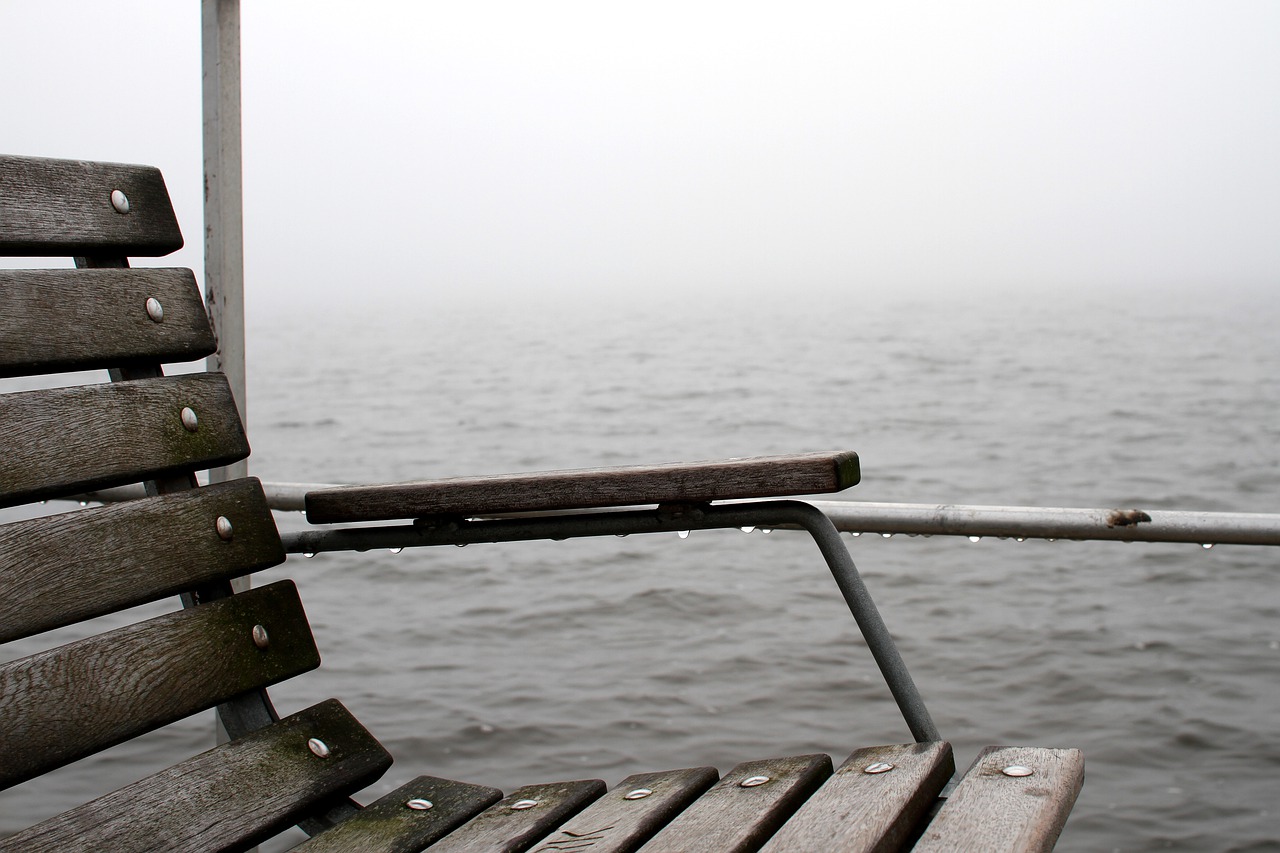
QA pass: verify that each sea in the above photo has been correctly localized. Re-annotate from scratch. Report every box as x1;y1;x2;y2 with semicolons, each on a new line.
2;284;1278;851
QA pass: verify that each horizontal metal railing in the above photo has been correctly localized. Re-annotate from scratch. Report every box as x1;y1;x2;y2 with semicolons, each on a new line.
76;481;1280;546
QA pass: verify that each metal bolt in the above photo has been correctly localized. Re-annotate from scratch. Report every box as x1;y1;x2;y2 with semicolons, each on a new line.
110;189;130;214
864;762;896;774
740;776;770;788
216;516;234;541
145;297;164;323
406;799;433;811
251;624;269;649
1002;765;1034;777
307;738;330;758
180;407;199;432
623;788;653;800
511;800;539;810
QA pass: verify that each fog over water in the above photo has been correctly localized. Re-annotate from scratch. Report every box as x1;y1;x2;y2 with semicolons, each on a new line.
3;1;1278;306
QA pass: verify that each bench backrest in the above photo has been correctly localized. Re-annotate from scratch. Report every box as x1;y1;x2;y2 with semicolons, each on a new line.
0;155;388;850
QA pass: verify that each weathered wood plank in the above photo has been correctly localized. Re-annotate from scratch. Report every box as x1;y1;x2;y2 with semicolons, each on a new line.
0;372;250;507
0;268;215;377
529;766;719;853
0;478;284;643
637;754;832;853
912;746;1085;853
0;699;390;853
0;155;183;257
291;775;503;853
426;780;608;853
0;581;319;789
305;452;861;523
759;742;954;853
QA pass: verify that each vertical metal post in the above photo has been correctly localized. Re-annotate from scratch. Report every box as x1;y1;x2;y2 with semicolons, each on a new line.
202;0;247;485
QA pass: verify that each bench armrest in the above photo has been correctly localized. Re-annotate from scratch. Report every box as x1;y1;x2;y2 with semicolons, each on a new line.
304;451;860;524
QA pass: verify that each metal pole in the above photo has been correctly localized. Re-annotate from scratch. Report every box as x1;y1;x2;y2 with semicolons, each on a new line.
202;0;247;484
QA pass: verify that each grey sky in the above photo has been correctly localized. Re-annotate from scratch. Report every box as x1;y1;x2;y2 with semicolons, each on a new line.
4;1;1278;303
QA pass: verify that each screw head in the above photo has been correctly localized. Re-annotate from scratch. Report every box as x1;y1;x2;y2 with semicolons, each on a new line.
623;788;653;800
215;516;234;541
307;738;331;758
1002;765;1034;777
406;799;433;811
145;297;164;323
864;762;896;774
740;776;770;788
180;407;199;432
110;189;130;214
251;624;269;649
511;799;539;810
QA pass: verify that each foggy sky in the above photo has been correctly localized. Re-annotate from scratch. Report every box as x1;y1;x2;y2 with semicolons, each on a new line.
4;1;1278;304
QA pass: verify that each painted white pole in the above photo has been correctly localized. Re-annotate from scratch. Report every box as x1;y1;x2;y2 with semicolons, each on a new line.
202;0;247;485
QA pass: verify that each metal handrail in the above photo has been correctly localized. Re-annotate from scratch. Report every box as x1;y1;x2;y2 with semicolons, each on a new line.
76;482;1280;546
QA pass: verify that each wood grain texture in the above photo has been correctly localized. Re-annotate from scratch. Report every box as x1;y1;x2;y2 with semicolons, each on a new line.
912;746;1085;853
0;478;285;643
426;780;608;853
0;699;391;853
0;268;215;377
758;742;954;853
637;754;833;853
0;156;183;257
292;775;503;853
305;452;861;523
0;581;319;789
528;766;719;853
0;372;250;507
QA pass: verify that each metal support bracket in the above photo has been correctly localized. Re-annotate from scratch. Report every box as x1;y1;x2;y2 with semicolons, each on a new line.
282;499;940;742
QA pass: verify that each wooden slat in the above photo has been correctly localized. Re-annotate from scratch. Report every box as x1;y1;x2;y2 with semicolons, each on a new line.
0;478;285;643
0;699;391;853
637;754;832;853
0;581;319;789
0;372;250;507
0;268;215;377
529;766;719;853
0;155;183;257
426;780;608;853
305;452;862;523
291;775;504;853
912;746;1085;853
759;742;954;853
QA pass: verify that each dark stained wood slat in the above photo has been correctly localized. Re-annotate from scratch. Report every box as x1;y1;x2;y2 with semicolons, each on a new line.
528;766;719;853
758;742;954;853
291;775;503;853
426;780;608;853
0;155;183;257
0;478;285;643
305;452;861;523
912;746;1085;853
637;754;833;853
0;372;250;507
0;268;215;377
0;581;319;790
0;699;390;853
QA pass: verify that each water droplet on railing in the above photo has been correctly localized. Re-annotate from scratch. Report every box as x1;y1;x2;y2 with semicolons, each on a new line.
455;542;467;548
761;528;773;534
968;535;982;543
881;533;893;539
388;547;403;554
303;552;315;559
79;500;89;507
740;526;755;534
1201;543;1214;550
677;530;690;539
1015;537;1025;542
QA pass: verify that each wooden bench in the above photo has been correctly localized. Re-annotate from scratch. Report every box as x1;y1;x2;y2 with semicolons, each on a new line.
0;154;1083;852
